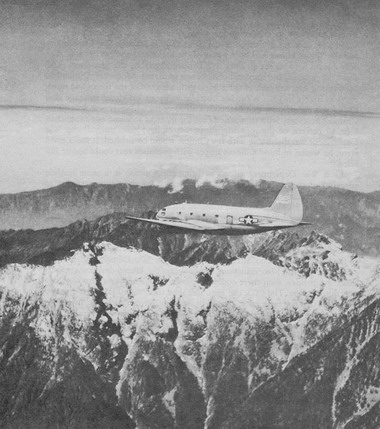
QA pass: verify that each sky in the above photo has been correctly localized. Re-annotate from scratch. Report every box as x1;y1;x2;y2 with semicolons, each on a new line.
0;0;379;193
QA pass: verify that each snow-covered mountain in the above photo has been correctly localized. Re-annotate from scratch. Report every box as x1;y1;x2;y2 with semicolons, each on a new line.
1;235;379;428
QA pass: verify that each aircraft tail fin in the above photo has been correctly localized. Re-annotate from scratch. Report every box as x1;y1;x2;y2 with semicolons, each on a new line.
270;183;303;223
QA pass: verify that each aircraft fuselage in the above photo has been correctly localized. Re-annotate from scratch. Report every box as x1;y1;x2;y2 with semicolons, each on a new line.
156;203;298;234
124;183;308;235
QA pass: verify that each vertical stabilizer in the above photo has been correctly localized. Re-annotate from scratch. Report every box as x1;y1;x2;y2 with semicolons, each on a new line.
270;183;303;222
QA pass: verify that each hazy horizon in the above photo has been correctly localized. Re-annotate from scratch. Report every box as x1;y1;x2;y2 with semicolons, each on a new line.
1;0;379;193
1;158;379;196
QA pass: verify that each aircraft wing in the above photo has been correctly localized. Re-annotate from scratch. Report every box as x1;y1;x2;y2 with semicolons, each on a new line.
123;215;227;231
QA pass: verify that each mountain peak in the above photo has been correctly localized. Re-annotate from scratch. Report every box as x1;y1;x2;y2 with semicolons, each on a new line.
56;181;80;189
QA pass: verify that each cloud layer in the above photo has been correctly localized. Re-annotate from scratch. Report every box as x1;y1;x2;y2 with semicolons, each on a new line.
0;0;378;193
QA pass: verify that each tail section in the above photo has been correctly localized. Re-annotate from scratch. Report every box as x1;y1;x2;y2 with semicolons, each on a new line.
270;183;303;223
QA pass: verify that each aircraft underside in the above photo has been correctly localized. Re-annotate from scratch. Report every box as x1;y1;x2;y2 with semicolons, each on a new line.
146;222;303;235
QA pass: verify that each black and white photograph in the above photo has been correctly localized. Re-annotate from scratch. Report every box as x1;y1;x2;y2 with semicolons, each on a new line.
0;0;379;427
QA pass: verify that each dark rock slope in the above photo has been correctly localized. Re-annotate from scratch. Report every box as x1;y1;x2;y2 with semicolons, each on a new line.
222;297;380;429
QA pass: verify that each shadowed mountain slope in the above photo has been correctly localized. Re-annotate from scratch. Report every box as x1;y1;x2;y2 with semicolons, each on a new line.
0;209;354;275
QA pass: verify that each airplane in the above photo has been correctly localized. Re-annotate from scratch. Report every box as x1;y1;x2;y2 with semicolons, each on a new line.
124;183;311;235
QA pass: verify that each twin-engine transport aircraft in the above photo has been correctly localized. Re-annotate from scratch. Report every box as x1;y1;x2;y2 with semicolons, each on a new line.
125;183;310;235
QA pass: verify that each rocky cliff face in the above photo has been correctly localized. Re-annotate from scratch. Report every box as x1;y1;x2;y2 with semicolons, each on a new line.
1;236;379;428
0;179;379;256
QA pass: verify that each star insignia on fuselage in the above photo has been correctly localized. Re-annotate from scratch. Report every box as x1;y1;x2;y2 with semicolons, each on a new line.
243;215;255;225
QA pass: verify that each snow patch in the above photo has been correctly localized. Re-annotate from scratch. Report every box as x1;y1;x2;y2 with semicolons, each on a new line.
163;387;177;418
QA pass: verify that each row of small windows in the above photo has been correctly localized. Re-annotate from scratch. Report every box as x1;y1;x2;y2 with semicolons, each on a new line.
179;212;219;217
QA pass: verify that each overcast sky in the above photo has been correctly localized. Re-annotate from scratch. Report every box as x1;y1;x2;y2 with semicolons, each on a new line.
0;0;379;193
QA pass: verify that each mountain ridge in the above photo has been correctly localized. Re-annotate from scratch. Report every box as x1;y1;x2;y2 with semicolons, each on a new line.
1;181;379;428
1;179;379;256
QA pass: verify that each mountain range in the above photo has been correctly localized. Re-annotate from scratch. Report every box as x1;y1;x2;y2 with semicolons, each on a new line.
0;179;379;256
0;179;380;428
